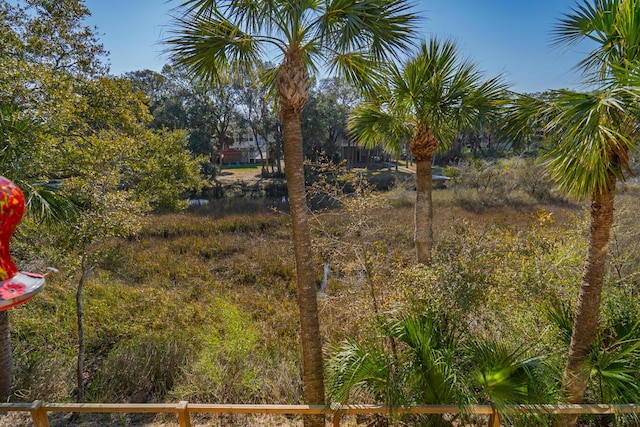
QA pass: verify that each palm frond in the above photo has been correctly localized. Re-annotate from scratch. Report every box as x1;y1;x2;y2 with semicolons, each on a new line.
552;0;640;82
326;51;385;96
18;180;77;223
326;338;397;405
348;96;411;156
588;336;640;403
392;38;508;150
545;297;574;345
384;313;470;406
165;8;264;84
502;92;550;144
467;339;557;412
542;87;639;199
319;0;418;63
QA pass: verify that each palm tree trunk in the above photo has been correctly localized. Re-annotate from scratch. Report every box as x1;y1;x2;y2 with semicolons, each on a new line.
0;311;12;401
556;180;616;427
415;157;434;264
281;104;326;427
278;47;325;427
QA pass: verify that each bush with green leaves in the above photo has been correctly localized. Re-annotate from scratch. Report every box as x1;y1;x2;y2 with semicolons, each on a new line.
452;157;560;209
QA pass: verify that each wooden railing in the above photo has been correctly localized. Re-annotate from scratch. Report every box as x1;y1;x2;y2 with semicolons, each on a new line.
1;401;640;427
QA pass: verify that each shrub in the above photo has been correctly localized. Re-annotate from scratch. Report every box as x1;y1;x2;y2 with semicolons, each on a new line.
385;182;415;208
451;157;561;209
170;298;264;403
12;344;75;401
88;331;192;402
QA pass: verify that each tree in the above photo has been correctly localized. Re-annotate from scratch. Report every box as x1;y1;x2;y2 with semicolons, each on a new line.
0;0;107;401
53;80;202;400
319;78;362;169
302;78;359;163
1;0;204;400
349;38;507;264
507;2;640;425
234;62;278;174
58;137;147;402
166;2;418;424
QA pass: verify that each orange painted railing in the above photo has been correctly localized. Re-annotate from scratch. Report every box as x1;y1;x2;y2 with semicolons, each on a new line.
1;401;640;427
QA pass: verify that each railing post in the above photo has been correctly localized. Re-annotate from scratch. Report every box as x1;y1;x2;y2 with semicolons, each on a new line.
29;400;50;427
489;407;501;427
177;400;191;427
332;411;341;427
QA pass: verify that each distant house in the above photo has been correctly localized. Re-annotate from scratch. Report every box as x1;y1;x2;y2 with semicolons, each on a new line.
223;125;380;167
334;131;373;167
220;149;242;164
233;130;270;164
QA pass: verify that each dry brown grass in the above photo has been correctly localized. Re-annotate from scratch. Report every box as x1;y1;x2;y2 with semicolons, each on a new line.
7;183;638;427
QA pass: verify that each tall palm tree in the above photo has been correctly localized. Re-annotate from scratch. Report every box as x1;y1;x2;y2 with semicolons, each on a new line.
509;1;640;425
349;38;507;264
165;1;417;424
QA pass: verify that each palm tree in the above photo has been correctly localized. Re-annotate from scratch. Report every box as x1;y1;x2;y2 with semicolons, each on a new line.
349;38;507;264
508;1;640;425
467;339;557;427
327;312;555;427
327;313;469;427
545;297;640;426
165;1;417;424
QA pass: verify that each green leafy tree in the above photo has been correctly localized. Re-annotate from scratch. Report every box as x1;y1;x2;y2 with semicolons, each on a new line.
124;67;191;131
124;69;174;106
126;129;205;211
507;2;640;425
158;64;239;168
58;124;200;401
56;132;148;402
166;2;418;424
234;62;277;174
0;0;107;400
349;38;508;263
302;78;359;163
1;0;204;400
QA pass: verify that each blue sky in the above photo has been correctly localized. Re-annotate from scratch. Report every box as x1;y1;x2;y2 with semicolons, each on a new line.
84;0;589;94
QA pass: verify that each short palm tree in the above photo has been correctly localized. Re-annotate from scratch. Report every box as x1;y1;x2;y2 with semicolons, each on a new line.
165;1;418;424
546;298;640;425
327;312;555;427
327;313;469;427
467;339;557;426
508;1;640;425
349;38;507;264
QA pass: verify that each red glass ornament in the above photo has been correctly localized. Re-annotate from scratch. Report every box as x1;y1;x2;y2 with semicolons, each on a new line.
0;177;44;310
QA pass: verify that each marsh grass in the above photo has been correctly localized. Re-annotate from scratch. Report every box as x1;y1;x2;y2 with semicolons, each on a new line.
4;183;639;426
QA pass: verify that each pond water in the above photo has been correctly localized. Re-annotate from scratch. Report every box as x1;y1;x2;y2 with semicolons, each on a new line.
187;196;291;218
187;195;340;218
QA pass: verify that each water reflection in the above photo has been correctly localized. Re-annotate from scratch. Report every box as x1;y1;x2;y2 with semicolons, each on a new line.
187;195;340;218
188;196;291;218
